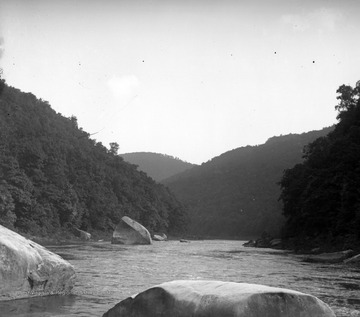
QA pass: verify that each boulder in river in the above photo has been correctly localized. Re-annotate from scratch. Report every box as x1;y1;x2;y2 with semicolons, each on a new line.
0;224;76;301
102;280;335;317
111;216;152;245
153;233;167;241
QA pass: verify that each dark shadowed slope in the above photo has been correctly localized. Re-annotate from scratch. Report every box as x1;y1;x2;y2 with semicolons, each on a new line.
0;83;188;237
164;127;333;238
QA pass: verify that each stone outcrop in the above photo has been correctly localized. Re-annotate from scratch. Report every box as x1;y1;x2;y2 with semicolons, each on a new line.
74;228;91;241
102;280;335;317
0;225;76;300
303;250;354;264
111;216;152;245
153;233;167;241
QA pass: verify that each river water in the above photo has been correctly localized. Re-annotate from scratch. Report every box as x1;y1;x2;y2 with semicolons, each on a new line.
1;240;359;317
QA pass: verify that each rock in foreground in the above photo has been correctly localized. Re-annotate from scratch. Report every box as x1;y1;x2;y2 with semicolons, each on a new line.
102;280;335;317
0;225;76;300
111;216;152;245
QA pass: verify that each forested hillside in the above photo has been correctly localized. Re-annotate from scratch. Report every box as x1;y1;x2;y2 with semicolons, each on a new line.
0;82;188;237
164;127;333;238
120;152;196;182
279;82;360;250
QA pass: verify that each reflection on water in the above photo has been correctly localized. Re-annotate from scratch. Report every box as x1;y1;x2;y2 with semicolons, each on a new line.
0;295;76;317
0;240;359;317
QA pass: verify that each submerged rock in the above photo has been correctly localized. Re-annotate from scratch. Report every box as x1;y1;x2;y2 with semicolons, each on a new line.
0;224;76;301
303;250;354;264
102;280;335;317
343;254;360;264
243;234;281;249
111;216;152;245
243;240;256;247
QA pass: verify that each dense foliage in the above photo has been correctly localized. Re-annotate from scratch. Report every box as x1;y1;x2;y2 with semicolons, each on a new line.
164;127;332;238
279;82;360;249
0;83;188;236
120;152;196;182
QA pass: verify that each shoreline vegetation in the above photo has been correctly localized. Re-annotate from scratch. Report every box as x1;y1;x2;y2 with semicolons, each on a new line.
0;81;189;242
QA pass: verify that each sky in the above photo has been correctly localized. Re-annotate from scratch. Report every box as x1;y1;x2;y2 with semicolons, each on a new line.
0;0;359;164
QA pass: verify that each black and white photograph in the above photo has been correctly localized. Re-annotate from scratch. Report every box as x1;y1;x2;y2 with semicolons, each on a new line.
0;0;359;316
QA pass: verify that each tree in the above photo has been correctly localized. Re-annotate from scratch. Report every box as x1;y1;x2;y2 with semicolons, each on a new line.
109;142;119;155
0;82;188;236
0;68;5;95
279;80;360;249
0;181;16;229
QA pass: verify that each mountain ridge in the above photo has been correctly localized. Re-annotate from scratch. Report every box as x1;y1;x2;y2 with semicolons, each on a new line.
120;152;196;182
164;127;334;238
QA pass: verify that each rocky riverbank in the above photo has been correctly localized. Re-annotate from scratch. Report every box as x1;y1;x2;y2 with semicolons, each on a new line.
243;234;360;265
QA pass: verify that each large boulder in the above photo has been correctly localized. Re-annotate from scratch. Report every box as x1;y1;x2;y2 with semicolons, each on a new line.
0;225;76;300
111;216;152;245
102;280;335;317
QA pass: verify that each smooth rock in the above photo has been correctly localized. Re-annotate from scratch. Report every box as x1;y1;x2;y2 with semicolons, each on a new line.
102;280;335;317
303;250;353;263
111;216;152;245
0;224;76;300
153;234;167;241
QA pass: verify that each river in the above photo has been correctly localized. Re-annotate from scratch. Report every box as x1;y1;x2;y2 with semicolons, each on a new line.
0;240;359;317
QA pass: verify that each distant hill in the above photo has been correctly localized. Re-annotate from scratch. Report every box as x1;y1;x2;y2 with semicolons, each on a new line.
0;82;188;236
164;127;334;239
120;152;196;182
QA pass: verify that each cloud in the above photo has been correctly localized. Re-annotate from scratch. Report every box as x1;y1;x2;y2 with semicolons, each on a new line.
107;75;140;105
281;8;342;33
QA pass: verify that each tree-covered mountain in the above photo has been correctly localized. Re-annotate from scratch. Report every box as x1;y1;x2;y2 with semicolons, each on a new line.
164;127;333;238
279;81;360;250
0;82;188;237
120;152;196;182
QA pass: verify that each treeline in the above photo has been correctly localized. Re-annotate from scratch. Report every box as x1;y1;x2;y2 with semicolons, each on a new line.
279;82;360;250
164;127;332;238
0;82;188;237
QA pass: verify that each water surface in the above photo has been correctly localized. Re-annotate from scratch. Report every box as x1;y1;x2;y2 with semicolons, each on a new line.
1;240;359;316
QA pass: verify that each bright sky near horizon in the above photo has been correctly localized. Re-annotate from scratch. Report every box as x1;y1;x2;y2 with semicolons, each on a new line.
1;0;359;164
